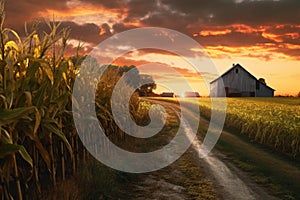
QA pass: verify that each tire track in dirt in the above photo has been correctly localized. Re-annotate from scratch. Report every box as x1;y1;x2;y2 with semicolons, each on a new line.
164;100;279;200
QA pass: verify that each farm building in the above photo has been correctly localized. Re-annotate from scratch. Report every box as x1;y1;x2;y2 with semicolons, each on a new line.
184;91;200;97
161;92;175;97
210;64;275;97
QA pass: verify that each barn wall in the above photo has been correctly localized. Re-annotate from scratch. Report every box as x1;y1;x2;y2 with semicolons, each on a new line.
210;85;215;97
210;79;226;97
239;68;256;94
256;83;274;97
210;81;218;97
222;66;256;96
222;67;240;94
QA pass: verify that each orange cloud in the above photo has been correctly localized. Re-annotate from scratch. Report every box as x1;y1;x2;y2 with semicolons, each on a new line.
194;24;267;37
284;44;300;50
38;3;126;27
199;29;232;36
204;44;290;61
231;24;266;33
262;32;299;43
285;32;299;39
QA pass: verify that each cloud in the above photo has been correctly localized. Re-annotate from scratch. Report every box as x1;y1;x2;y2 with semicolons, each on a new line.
2;0;300;60
160;0;300;26
79;0;125;9
4;0;69;29
18;20;112;46
112;23;138;33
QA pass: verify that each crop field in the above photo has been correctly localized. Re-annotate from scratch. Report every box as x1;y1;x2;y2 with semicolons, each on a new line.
0;6;157;198
180;97;300;159
0;0;299;198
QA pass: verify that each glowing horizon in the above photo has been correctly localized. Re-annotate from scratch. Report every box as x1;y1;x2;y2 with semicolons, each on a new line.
4;0;300;96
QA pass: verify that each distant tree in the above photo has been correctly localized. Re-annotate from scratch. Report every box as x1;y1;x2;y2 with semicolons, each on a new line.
95;64;156;98
137;74;156;97
298;91;300;97
117;66;156;96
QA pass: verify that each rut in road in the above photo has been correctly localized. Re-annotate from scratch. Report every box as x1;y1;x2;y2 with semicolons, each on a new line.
182;119;255;199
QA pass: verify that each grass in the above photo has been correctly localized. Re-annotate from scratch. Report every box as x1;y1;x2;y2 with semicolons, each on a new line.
78;157;138;200
176;150;219;200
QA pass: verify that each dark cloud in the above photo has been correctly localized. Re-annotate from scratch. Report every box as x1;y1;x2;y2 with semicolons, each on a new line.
19;21;110;45
2;0;300;59
160;0;300;26
4;0;69;29
140;12;191;31
124;0;157;22
80;0;124;9
266;25;300;35
112;23;138;33
62;22;111;44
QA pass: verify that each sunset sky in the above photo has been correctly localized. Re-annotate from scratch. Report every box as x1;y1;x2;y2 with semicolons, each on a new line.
4;0;300;96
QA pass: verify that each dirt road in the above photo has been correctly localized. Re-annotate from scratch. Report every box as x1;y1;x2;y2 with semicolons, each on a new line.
123;100;279;200
181;113;278;200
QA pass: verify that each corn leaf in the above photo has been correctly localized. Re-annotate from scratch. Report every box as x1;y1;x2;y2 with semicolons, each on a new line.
0;144;19;158
43;121;73;159
23;129;52;172
18;145;33;167
0;144;33;167
33;107;41;137
5;41;18;51
0;106;36;126
40;62;54;85
4;28;22;44
32;82;47;108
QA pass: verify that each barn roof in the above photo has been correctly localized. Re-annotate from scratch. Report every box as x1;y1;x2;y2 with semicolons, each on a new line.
210;63;275;91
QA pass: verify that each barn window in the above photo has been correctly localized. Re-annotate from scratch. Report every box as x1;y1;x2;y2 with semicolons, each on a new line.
235;68;238;73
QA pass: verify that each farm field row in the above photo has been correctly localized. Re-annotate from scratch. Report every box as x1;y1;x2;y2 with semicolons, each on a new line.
178;97;300;159
199;98;300;157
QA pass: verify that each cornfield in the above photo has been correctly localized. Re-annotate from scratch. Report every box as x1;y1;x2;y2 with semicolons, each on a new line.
0;1;83;197
0;1;157;198
194;97;300;158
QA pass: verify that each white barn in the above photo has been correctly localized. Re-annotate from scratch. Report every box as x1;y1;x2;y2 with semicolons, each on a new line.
210;64;275;97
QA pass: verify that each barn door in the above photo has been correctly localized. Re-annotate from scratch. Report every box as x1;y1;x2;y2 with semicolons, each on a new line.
225;87;229;97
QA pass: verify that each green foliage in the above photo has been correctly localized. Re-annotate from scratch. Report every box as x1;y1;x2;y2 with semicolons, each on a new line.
79;159;119;199
95;64;159;142
137;74;156;97
172;97;300;158
192;97;300;158
0;1;159;198
0;144;32;166
0;2;77;198
0;0;161;198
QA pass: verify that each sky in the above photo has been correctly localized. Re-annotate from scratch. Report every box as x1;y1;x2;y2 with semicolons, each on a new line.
4;0;300;96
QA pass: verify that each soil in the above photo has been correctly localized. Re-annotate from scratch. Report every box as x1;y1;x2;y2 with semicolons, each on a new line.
120;99;280;200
